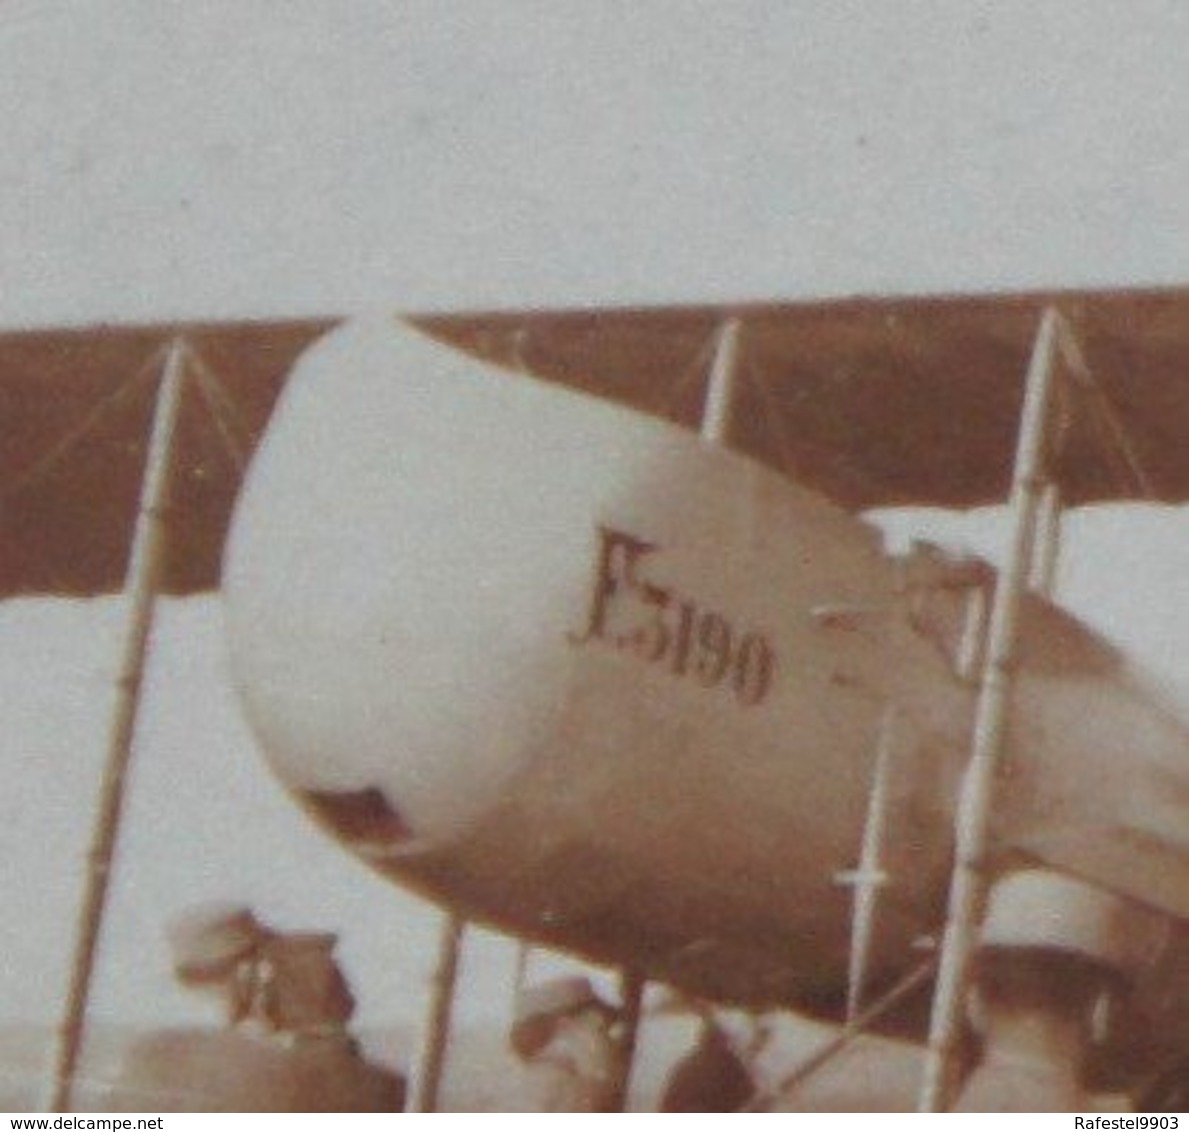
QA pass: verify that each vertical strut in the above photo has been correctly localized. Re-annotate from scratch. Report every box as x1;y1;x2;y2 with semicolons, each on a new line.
512;941;532;1005
46;341;188;1113
608;968;645;1112
917;308;1062;1111
408;912;466;1112
702;319;742;445
1029;482;1063;598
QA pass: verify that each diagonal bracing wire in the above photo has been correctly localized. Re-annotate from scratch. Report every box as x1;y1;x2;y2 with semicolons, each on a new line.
182;343;253;476
742;958;937;1110
746;354;813;482
1054;315;1156;500
0;343;169;505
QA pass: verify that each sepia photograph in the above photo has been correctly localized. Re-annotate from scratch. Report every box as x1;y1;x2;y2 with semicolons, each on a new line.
4;0;1189;1114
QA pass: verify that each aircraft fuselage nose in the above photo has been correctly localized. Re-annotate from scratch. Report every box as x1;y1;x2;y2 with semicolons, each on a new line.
224;319;588;848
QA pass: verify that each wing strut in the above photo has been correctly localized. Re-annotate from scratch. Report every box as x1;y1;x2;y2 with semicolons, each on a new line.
44;341;188;1113
701;317;741;445
407;912;466;1112
916;307;1081;1110
607;969;646;1111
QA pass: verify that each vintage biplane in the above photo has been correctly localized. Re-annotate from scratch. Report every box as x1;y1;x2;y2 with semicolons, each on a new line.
7;287;1189;1110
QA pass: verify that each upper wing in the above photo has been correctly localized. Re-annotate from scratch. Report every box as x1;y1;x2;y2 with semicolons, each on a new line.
0;318;330;597
4;284;1189;597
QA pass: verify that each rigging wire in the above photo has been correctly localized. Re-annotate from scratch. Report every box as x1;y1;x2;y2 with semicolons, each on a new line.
0;342;168;505
1055;314;1156;501
184;344;252;475
743;958;937;1110
665;323;730;425
747;354;813;484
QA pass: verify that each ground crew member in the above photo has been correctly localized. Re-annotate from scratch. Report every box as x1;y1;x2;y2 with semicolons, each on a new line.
660;1013;755;1111
256;930;357;1047
510;976;624;1111
166;904;366;1043
153;902;406;1111
166;902;274;1031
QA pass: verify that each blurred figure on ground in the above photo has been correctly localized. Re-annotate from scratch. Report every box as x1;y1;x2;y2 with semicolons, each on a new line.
167;902;363;1045
167;903;274;1032
510;976;625;1111
104;902;405;1111
659;1013;756;1111
952;950;1122;1112
653;992;757;1111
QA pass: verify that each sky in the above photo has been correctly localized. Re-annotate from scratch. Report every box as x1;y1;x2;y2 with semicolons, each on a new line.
4;0;1189;1094
2;1;1189;328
